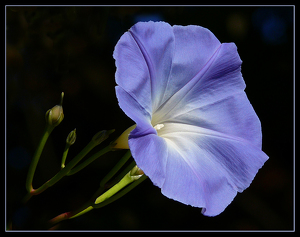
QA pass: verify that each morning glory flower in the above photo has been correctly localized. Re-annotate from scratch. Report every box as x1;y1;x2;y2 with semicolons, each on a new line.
113;21;268;216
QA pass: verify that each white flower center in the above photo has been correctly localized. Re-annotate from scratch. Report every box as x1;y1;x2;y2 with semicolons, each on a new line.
154;124;164;131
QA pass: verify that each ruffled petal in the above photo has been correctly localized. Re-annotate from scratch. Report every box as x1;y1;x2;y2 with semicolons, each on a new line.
114;22;223;119
152;43;245;126
136;123;268;216
161;92;263;149
128;21;175;110
161;140;237;217
158;24;221;106
128;133;168;187
152;42;262;149
115;86;155;136
113;29;151;116
113;21;175;115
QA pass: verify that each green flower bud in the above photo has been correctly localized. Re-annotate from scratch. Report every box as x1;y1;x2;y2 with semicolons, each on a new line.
91;129;115;146
112;125;136;149
45;92;64;127
45;105;64;127
66;128;76;146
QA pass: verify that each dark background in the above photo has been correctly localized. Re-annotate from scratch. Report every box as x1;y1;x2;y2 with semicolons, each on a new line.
6;6;294;231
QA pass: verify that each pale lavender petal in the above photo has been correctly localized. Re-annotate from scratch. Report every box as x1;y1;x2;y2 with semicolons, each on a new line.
158;24;221;106
128;133;168;187
158;123;268;192
113;29;152;117
128;21;175;110
152;42;262;147
114;22;223;115
161;140;237;217
161;92;263;149
152;43;245;125
113;21;175;115
115;86;155;136
129;123;268;216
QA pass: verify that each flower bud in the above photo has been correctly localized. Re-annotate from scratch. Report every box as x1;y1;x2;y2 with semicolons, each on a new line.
112;124;136;149
45;105;64;126
66;128;77;146
91;129;115;146
45;92;64;127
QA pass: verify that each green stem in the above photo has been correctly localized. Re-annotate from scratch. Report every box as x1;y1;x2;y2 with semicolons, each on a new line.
66;145;112;176
105;160;136;188
87;160;136;205
60;144;70;169
99;150;132;188
29;140;108;197
96;171;134;204
49;162;147;224
25;125;54;193
93;174;147;209
69;172;147;219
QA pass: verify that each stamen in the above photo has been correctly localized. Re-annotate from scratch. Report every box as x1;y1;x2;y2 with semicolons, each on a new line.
154;124;164;131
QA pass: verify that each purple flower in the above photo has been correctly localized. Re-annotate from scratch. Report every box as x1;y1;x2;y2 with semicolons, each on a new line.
113;21;268;216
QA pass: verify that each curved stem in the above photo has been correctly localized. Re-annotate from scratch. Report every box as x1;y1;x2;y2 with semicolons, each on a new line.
25;125;54;193
99;150;132;187
93;174;147;209
86;160;136;206
69;172;147;220
60;144;71;169
66;145;112;176
28;140;108;198
50;163;147;224
105;160;136;188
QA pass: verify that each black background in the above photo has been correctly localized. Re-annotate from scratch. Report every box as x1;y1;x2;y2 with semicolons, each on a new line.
6;6;294;231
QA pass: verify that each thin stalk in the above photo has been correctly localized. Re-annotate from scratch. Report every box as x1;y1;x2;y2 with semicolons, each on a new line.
99;150;132;188
28;141;109;198
69;172;147;220
61;128;77;169
60;144;71;169
93;174;147;209
66;145;112;176
49;164;147;224
107;160;136;188
87;160;136;205
25;125;54;193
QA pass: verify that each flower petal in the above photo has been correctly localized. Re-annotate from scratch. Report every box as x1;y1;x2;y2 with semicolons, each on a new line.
113;21;175;115
151;42;263;147
115;86;155;137
158;24;221;106
160;92;263;149
130;122;268;216
152;43;245;125
128;133;168;187
128;21;175;110
114;22;223;117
